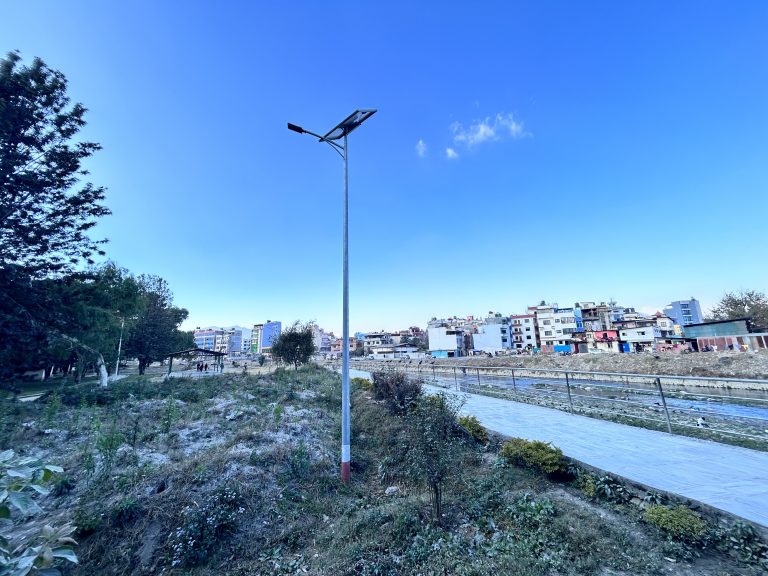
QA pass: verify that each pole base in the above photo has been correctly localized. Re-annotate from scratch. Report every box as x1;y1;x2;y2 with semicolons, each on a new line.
341;461;351;484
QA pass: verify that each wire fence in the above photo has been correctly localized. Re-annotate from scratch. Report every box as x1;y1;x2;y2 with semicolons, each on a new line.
343;360;768;450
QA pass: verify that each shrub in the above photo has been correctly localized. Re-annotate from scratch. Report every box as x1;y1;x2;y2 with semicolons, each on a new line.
168;486;245;568
111;496;142;527
716;521;768;567
458;415;488;444
576;472;597;499
351;376;372;391
644;505;709;543
500;438;564;474
371;371;422;415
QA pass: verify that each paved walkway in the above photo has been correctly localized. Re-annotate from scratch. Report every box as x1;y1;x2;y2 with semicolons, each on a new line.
425;384;768;527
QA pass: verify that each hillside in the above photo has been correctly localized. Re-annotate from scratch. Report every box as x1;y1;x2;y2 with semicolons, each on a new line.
1;366;766;575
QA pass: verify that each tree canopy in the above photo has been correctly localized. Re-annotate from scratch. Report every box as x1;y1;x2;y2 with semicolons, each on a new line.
0;51;109;276
271;322;316;370
123;275;192;375
710;289;768;330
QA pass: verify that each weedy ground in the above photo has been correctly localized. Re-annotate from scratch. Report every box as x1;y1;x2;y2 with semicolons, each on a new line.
1;366;764;575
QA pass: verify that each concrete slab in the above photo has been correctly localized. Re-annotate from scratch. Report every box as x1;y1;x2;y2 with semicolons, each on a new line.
425;384;768;527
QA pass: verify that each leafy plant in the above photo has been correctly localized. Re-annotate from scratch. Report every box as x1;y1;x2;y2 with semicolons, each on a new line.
644;505;709;543
168;486;245;568
458;415;488;444
351;376;372;392
288;441;310;479
161;399;180;434
96;420;124;476
273;403;284;425
111;496;141;527
716;521;768;567
500;438;564;474
371;371;422;415
404;393;465;523
594;475;632;503
0;450;78;576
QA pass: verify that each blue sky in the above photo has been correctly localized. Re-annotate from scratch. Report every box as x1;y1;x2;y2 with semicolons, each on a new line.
3;1;768;334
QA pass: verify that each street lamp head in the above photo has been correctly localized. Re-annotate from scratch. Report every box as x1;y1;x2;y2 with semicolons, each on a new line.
322;109;377;141
287;122;305;134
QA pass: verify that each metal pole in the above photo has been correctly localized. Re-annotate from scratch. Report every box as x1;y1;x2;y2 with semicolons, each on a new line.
565;372;574;414
476;368;481;387
453;367;458;390
341;133;351;484
114;317;124;378
655;377;673;433
511;368;519;400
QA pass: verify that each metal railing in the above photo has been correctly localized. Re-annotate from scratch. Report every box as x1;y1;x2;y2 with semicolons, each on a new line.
342;360;768;449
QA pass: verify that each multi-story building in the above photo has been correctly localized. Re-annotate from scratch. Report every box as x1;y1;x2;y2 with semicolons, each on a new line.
535;306;584;349
510;314;538;349
364;332;393;351
576;302;615;331
251;321;282;355
471;315;512;353
427;319;467;358
664;298;703;327
194;327;242;356
194;328;222;351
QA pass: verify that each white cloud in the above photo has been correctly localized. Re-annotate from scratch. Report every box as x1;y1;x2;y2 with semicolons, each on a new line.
415;139;427;157
450;112;529;147
445;147;459;159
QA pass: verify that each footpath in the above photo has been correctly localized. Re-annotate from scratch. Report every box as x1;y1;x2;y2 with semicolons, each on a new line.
424;384;768;528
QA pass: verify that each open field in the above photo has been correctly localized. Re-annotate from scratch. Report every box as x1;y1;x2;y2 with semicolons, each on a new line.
1;366;766;575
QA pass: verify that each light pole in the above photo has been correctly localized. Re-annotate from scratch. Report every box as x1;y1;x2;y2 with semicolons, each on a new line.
288;109;377;483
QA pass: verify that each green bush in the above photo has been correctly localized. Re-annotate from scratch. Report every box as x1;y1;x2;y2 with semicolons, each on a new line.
500;438;564;474
351;376;372;391
371;371;421;415
168;486;245;568
644;505;709;543
458;415;488;444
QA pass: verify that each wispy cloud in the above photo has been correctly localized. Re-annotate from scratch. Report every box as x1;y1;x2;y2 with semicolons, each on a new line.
445;147;459;160
450;112;529;147
415;139;427;157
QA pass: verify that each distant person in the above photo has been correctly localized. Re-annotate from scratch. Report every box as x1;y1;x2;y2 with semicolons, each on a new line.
696;416;708;428
204;363;209;371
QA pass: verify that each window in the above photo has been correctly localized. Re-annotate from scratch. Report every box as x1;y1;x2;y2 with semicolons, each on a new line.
544;330;553;336
555;318;561;323
543;320;551;325
526;335;531;340
524;319;530;323
556;330;562;334
525;327;530;332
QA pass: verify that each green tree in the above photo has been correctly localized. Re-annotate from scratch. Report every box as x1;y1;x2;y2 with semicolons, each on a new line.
123;275;191;374
709;289;768;329
0;51;112;385
271;321;316;370
405;393;466;523
0;51;109;276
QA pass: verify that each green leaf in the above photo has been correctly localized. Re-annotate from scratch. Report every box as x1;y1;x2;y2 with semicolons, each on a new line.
0;506;8;518
52;547;78;564
5;468;33;480
28;485;49;496
7;492;41;516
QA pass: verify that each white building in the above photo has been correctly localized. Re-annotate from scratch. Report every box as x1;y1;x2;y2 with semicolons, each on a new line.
535;307;583;348
472;317;512;353
619;326;661;351
510;314;537;349
364;332;393;350
427;320;466;358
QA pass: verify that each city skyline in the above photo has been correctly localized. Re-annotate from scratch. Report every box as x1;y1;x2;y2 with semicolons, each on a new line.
3;1;767;336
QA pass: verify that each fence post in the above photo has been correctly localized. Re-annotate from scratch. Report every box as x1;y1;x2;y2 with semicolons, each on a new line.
655;377;673;433
432;366;436;383
565;372;574;414
453;367;458;390
476;368;481;387
511;369;519;400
